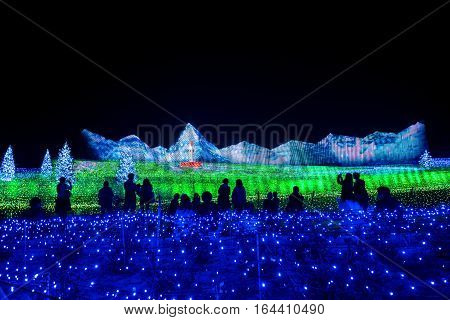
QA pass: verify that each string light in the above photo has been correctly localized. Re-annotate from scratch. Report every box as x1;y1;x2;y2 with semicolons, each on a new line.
0;205;447;299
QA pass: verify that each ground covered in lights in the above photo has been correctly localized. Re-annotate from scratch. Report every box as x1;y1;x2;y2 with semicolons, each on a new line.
0;206;448;299
0;161;449;215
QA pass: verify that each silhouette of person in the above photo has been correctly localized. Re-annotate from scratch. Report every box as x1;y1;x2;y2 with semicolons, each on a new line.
232;179;247;211
98;180;114;213
285;186;305;212
375;186;401;212
167;193;180;215
218;178;231;210
27;197;45;219
337;173;354;201
262;192;274;211
272;192;280;212
353;172;369;210
124;173;137;211
55;177;72;216
198;191;217;215
180;194;192;210
192;193;201;212
138;178;155;211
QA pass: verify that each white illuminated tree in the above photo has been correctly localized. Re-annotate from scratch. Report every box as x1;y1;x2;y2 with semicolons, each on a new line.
56;142;74;182
419;150;432;168
116;148;135;182
40;149;52;177
0;145;15;181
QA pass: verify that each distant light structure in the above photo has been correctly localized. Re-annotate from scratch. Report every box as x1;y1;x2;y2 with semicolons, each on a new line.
56;142;74;182
83;122;427;165
0;145;15;181
419;150;432;168
40;149;53;177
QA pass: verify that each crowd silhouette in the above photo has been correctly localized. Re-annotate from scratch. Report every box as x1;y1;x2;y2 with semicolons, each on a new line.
337;172;372;211
23;171;403;217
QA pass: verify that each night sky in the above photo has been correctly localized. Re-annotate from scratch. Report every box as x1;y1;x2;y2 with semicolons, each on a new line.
0;1;449;167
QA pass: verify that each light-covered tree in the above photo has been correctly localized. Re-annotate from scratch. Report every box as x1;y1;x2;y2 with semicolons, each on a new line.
0;145;15;181
56;142;74;182
116;148;135;182
419;150;432;168
40;149;53;177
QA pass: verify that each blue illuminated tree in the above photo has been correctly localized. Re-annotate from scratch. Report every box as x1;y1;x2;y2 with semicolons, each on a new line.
56;142;74;182
419;150;432;168
40;149;53;177
0;145;15;181
116;148;135;182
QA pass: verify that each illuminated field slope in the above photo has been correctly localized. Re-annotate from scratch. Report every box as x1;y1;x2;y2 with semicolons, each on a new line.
0;161;448;215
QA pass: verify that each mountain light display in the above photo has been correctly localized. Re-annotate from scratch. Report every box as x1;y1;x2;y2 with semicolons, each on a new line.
83;122;427;165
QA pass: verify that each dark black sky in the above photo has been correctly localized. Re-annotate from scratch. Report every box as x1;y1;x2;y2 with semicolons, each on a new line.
0;1;449;166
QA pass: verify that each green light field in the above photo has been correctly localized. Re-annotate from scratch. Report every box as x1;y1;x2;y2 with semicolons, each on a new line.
0;161;449;216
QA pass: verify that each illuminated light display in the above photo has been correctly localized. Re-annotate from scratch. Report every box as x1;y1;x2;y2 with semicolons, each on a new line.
179;161;202;168
83;123;427;165
40;149;53;177
0;205;448;299
431;158;450;168
0;126;447;300
116;148;136;182
0;161;448;215
419;150;433;168
166;123;227;163
0;145;15;181
180;141;203;168
82;129;162;161
55;142;74;182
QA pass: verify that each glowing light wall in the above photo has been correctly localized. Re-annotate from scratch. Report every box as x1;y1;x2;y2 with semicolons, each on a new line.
83;122;427;165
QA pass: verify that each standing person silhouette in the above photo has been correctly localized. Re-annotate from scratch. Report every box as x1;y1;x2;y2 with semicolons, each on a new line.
272;192;280;212
180;194;192;210
262;192;275;211
167;193;180;215
55;177;72;216
232;179;247;211
192;193;201;212
353;172;369;210
337;173;354;201
138;178;155;211
217;178;231;210
123;173;137;212
98;180;114;213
